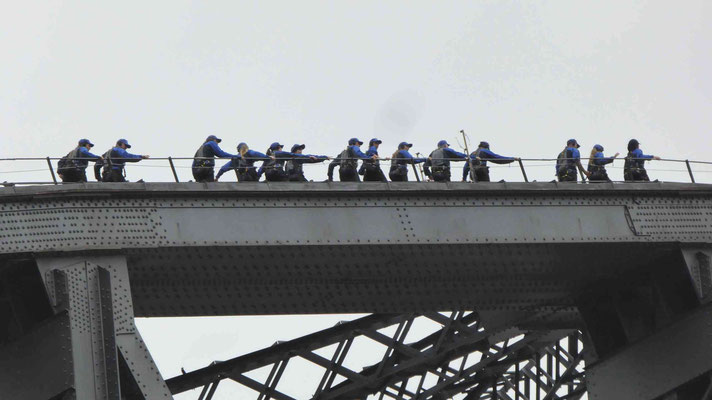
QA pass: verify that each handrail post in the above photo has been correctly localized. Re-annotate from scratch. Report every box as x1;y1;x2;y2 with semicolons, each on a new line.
411;163;421;182
168;157;180;182
46;157;58;184
415;152;427;181
686;159;696;183
517;159;529;182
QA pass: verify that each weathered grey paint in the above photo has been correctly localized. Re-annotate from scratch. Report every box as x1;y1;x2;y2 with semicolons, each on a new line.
2;182;712;399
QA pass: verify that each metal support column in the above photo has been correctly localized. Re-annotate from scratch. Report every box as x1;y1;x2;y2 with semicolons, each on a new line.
35;255;173;400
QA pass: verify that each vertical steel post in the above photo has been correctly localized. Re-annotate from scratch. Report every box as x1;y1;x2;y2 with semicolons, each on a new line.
168;157;180;183
46;157;58;184
524;360;531;398
536;352;541;400
517;159;529;182
555;342;561;381
686;160;696;183
547;351;553;388
415;152;427;181
568;333;579;394
515;363;520;400
411;164;421;182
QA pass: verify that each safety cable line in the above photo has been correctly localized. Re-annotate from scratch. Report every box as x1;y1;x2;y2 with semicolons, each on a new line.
1;156;711;163
1;155;710;185
123;162;712;174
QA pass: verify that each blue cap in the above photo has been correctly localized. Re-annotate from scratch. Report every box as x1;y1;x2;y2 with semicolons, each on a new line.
117;139;131;148
78;138;94;147
567;138;580;148
479;141;490;149
398;142;413;148
437;140;449;147
270;142;284;150
206;135;222;143
369;138;382;145
291;144;305;153
237;142;247;151
594;144;604;152
348;138;364;146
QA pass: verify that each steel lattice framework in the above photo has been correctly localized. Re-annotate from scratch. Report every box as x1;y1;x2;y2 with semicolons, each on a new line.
168;312;585;400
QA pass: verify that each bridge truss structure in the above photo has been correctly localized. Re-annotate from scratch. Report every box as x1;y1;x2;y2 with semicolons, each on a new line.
168;312;585;400
1;181;712;400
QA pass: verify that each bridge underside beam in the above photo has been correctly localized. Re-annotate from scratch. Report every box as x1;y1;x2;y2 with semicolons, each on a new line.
124;242;689;317
0;182;709;318
586;291;712;400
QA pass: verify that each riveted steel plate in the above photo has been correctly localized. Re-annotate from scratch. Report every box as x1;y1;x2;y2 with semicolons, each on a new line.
7;183;711;317
2;183;712;255
125;242;680;317
628;199;712;241
0;204;162;252
36;256;135;334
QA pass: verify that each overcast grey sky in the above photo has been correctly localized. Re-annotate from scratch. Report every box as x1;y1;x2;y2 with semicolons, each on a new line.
2;0;711;397
2;0;712;184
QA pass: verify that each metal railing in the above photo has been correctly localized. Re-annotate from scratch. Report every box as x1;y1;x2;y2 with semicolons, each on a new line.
1;156;712;186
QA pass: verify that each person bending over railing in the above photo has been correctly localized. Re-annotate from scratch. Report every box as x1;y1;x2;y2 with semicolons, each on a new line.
260;142;319;182
216;142;270;182
463;141;518;182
